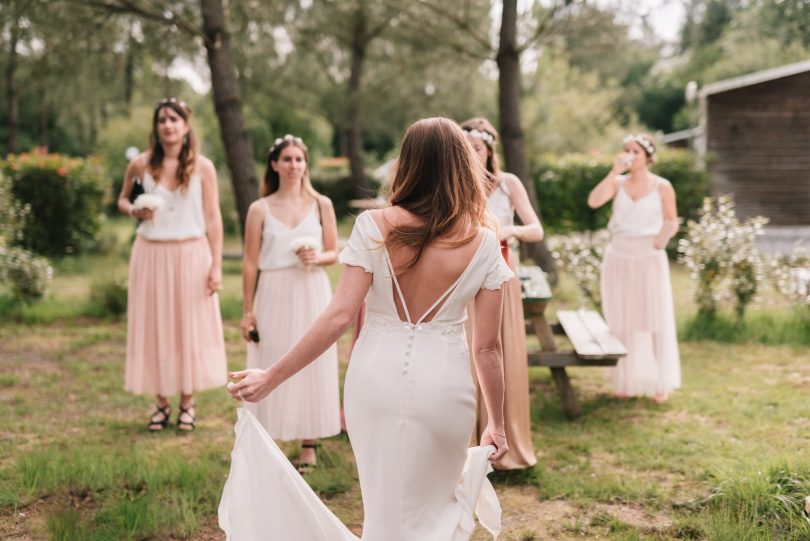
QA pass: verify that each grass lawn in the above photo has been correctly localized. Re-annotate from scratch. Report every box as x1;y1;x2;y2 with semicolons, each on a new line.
1;217;809;540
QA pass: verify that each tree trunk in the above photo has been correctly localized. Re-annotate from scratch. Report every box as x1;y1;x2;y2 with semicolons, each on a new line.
345;7;372;199
200;0;258;237
124;20;136;106
497;0;557;280
6;18;19;155
38;87;49;149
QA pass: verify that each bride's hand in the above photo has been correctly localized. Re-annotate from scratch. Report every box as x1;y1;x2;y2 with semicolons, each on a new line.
228;369;273;402
480;427;509;462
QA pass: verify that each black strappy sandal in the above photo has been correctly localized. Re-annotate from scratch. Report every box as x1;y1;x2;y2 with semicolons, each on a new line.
148;403;171;432
176;404;196;432
295;443;319;474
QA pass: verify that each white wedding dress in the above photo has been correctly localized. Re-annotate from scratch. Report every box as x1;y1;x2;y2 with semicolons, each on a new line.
219;211;514;540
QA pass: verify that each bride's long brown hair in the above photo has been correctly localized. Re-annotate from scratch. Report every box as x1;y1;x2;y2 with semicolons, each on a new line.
385;117;493;268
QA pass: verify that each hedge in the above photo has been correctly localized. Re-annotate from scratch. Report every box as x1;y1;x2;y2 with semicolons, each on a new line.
3;150;108;256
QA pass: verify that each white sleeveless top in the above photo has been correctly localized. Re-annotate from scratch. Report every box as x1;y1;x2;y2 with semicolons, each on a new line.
488;173;515;228
136;171;206;241
608;176;667;237
258;199;323;271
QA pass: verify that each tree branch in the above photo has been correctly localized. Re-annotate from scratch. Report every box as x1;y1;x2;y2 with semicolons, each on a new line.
516;2;558;54
389;0;494;54
75;0;210;45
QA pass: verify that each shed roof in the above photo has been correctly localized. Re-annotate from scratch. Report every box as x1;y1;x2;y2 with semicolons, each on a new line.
701;59;810;97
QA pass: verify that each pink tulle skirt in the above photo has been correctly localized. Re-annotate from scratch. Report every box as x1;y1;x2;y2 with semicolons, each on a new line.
125;235;227;396
247;266;341;441
600;236;681;396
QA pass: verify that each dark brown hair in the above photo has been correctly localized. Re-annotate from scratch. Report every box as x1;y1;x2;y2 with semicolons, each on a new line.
261;137;318;199
148;97;197;189
385;117;492;269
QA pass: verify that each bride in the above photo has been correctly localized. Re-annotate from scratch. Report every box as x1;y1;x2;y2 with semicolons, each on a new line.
224;117;514;541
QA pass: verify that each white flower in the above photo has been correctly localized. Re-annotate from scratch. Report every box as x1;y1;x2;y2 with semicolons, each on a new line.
289;235;321;253
133;194;165;211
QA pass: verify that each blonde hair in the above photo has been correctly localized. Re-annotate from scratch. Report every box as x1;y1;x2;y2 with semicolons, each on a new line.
385;117;493;269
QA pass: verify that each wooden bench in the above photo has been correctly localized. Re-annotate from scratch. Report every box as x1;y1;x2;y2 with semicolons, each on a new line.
520;266;627;418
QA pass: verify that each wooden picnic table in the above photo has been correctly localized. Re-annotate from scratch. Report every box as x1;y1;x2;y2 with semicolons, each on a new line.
520;265;626;418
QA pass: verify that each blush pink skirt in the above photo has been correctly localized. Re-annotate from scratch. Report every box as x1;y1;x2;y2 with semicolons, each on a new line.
600;235;681;397
125;235;227;396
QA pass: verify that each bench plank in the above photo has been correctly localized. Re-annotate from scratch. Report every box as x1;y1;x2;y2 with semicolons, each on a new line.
556;311;603;358
528;352;618;367
576;309;628;357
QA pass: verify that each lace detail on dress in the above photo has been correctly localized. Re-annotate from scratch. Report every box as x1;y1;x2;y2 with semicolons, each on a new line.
360;316;467;346
482;257;514;290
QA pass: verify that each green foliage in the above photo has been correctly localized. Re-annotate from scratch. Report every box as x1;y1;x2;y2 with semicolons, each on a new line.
88;277;128;319
311;172;359;220
523;50;629;156
533;150;710;233
3;151;108;257
701;463;810;539
681;309;810;346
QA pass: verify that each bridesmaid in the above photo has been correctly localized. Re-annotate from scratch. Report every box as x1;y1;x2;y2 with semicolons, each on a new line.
240;134;341;472
118;97;227;432
461;117;543;470
587;133;681;402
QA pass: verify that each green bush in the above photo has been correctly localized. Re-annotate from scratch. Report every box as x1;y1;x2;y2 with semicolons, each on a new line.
533;149;711;233
88;277;128;319
311;173;357;219
3;151;108;257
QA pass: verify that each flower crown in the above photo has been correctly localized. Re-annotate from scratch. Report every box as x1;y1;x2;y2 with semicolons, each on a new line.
463;128;495;146
270;134;305;154
623;134;655;156
158;96;190;113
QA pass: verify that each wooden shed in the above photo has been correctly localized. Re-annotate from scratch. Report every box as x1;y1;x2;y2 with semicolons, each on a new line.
694;60;810;225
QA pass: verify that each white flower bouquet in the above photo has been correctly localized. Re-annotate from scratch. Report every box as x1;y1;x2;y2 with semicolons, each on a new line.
133;193;165;211
290;235;321;270
289;235;321;253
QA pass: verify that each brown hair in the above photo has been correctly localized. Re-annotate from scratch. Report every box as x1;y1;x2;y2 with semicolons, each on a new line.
261;136;319;199
148;97;197;189
385;117;492;269
459;117;500;176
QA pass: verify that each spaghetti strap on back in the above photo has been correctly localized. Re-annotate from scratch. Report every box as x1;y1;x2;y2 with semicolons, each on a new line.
219;211;513;540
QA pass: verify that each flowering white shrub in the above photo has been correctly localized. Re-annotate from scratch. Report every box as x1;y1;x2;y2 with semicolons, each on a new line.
677;195;767;318
0;245;53;302
766;244;810;310
0;171;53;302
548;229;610;307
0;171;27;248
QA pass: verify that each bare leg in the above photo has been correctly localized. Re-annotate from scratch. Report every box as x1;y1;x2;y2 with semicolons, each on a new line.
300;439;317;466
148;394;171;431
177;393;196;431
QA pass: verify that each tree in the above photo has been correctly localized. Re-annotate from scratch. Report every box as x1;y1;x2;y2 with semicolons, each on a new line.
200;0;258;231
295;0;399;198
77;0;258;235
